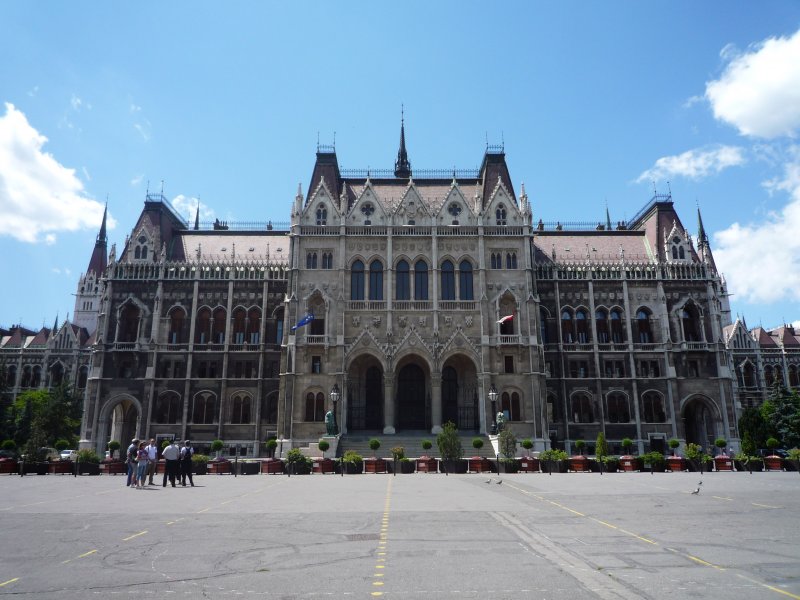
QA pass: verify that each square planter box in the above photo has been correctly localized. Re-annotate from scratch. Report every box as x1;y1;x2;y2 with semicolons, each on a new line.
734;459;763;472
286;461;312;475
467;457;493;473
49;461;74;475
416;457;438;473
440;459;467;474
238;461;260;475
519;457;540;472
0;459;18;474
23;462;49;475
313;458;336;474
261;459;284;474
209;461;231;474
619;456;640;472
193;462;208;475
364;458;387;473
714;456;734;471
499;459;520;474
764;456;783;471
540;459;568;473
666;456;686;472
77;463;100;476
101;461;126;475
569;456;591;472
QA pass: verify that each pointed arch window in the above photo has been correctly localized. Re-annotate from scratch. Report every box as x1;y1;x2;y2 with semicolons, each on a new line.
396;260;410;300
575;309;589;343
49;363;64;387
490;253;500;269
788;365;799;387
315;204;327;226
195;308;211;345
369;260;384;300
741;362;756;388
595;309;609;343
305;391;325;422
351;260;365;300
77;365;88;389
247;308;261;345
681;305;700;342
232;308;247;344
118;303;140;343
540;307;551;344
506;252;517;269
571;393;594;423
230;393;252;424
414;260;429;300
441;260;455;300
636;309;652;343
321;252;333;269
458;260;474;300
168;307;186;344
212;307;227;344
155;392;181;424
192;391;217;424
20;366;31;388
495;204;507;226
641;392;666;422
606;392;630;423
501;391;521;421
610;309;624;343
306;252;318;269
561;309;574;343
5;365;17;387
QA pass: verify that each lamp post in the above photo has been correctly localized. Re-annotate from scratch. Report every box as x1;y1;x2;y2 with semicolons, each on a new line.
488;385;498;435
330;383;340;435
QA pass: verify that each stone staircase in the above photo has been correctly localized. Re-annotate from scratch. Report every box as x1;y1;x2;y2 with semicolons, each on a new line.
337;432;496;459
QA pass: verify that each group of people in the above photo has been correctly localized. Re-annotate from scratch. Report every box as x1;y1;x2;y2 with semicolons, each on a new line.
125;438;195;489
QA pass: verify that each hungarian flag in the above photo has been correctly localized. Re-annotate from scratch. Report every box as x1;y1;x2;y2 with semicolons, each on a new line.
496;313;514;325
291;313;315;331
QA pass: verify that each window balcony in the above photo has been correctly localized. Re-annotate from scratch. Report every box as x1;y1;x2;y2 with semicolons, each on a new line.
393;301;432;310
634;343;659;351
498;335;521;345
305;335;328;345
439;301;476;310
113;342;137;351
348;301;387;310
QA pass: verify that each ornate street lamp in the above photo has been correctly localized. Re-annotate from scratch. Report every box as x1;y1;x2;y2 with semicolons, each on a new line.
329;383;340;434
488;384;498;435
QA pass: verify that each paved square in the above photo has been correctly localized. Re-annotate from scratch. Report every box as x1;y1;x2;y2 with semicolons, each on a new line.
1;470;799;599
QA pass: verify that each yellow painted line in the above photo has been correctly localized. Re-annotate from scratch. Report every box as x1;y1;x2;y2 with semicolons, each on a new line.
122;530;148;541
737;574;800;600
196;507;211;513
712;496;733;501
590;518;618;529
0;578;19;587
371;593;383;597
619;529;657;545
220;500;233;505
752;503;782;509
78;549;98;558
375;564;385;569
686;554;724;570
373;581;384;586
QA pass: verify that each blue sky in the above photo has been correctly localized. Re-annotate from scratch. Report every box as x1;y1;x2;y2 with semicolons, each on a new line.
1;2;799;331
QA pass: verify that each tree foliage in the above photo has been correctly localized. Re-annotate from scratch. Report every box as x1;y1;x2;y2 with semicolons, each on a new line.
436;421;464;461
498;428;517;460
595;432;608;459
760;384;800;449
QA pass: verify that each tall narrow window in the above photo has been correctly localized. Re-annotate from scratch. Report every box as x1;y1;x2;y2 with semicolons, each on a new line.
212;307;227;344
168;307;186;344
322;252;333;269
305;392;325;421
575;309;589;343
118;303;140;343
496;204;507;226
195;308;211;344
561;309;574;343
441;260;455;300
636;309;652;343
306;252;317;269
369;260;383;300
606;393;630;423
571;394;594;423
232;308;246;344
231;394;252;424
247;308;261;345
414;260;429;300
610;309;624;343
458;260;474;300
641;392;666;422
192;391;216;424
501;391;521;421
316;205;327;225
595;309;609;343
506;253;517;269
351;260;365;300
396;260;410;300
682;305;700;342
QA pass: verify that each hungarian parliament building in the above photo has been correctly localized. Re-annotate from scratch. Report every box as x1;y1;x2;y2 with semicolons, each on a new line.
2;125;799;457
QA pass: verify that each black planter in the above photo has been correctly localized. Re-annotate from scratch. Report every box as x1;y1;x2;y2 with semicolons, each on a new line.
337;461;362;474
499;459;520;474
193;462;208;475
239;462;260;475
286;461;311;475
22;462;49;475
78;462;100;476
440;459;467;474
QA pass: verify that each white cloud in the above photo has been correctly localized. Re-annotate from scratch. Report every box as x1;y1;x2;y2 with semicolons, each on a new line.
130;174;144;186
82;166;91;181
171;194;214;223
0;103;111;243
714;146;800;304
637;145;745;183
133;120;151;141
706;29;800;138
70;94;82;111
130;103;141;113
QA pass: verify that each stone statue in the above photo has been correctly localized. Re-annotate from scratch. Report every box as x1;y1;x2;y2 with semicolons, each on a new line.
325;411;337;436
496;411;506;432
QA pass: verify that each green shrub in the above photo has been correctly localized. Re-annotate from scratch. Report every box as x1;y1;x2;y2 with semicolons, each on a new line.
574;439;586;455
437;422;463;461
318;439;330;453
715;437;727;449
368;438;381;452
107;440;121;459
684;443;703;461
741;431;757;456
472;437;484;450
76;449;101;463
539;449;568;462
668;438;680;450
595;433;608;458
766;437;779;451
521;439;533;451
390;446;405;460
787;448;800;461
621;437;634;454
342;450;363;465
210;439;224;452
498;429;517;460
54;439;69;451
421;440;432;451
642;451;665;469
1;440;16;451
160;439;171;450
192;453;209;465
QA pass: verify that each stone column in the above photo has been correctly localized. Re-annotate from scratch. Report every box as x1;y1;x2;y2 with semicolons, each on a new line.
383;375;395;434
431;373;442;434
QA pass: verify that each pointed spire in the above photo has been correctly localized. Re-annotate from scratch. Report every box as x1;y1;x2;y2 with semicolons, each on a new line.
606;203;612;231
97;202;108;244
53;313;59;333
87;203;109;274
194;199;200;231
697;205;708;245
394;105;412;178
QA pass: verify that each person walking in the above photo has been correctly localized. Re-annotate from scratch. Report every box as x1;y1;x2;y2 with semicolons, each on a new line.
135;441;149;489
161;439;180;487
126;438;139;487
145;438;158;485
180;440;195;487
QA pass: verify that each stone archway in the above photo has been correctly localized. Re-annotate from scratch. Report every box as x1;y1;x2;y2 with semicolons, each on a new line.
97;396;141;455
683;396;720;449
440;354;479;431
346;354;385;431
397;362;428;430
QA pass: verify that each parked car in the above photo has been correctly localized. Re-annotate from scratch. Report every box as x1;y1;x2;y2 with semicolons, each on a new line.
20;447;60;461
0;449;17;460
60;449;78;461
759;448;788;458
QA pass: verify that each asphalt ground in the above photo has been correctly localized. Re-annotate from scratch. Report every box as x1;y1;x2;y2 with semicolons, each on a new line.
0;469;798;599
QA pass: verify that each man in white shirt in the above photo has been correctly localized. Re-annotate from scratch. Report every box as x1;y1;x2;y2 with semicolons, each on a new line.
145;438;158;485
161;439;181;487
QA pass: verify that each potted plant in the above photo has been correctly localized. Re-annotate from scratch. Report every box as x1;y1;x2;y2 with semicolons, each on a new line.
714;438;733;471
107;440;121;460
340;450;363;474
315;439;335;474
569;439;590;472
192;453;209;475
642;450;665;473
209;440;230;474
764;438;783;471
666;439;685;471
264;438;278;459
0;440;18;474
389;446;414;474
498;429;519;473
519;439;539;472
285;448;312;474
417;440;436;473
539;449;568;474
467;438;491;473
437;422;466;473
261;439;283;473
785;448;800;472
734;432;762;472
619;437;638;471
365;438;386;473
76;449;101;475
684;443;711;473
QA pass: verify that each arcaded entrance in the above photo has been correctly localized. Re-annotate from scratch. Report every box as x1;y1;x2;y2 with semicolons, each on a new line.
684;397;719;448
397;363;428;430
346;356;384;431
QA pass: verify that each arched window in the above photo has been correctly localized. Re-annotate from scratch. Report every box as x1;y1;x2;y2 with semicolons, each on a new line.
155;392;181;424
77;366;88;389
396;260;410;300
595;309;609;343
496;204;507;226
50;362;64;387
679;246;685;259
322;252;333;269
546;393;560;423
641;392;666;422
192;391;216;424
561;309;574;343
681;305;700;342
506;253;517;269
636;309;652;343
247;308;261;345
212;307;227;344
671;246;678;259
20;366;31;388
441;260;455;300
195;308;211;344
316;204;327;226
232;308;247;344
168;307;186;344
5;365;16;387
230;393;252;424
414;260;429;300
31;366;42;387
351;260;365;300
118;303;140;343
571;394;594;423
764;365;774;387
775;365;784;386
741;362;756;387
274;309;284;344
369;260;383;300
610;309;624;343
263;392;278;425
540;307;550;344
490;253;499;269
575;309;589;343
501;391;522;421
789;365;799;387
606;393;630;423
306;252;317;269
305;391;325;422
458;260;474;300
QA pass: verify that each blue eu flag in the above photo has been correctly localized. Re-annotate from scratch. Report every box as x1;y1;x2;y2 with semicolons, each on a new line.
291;313;315;331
